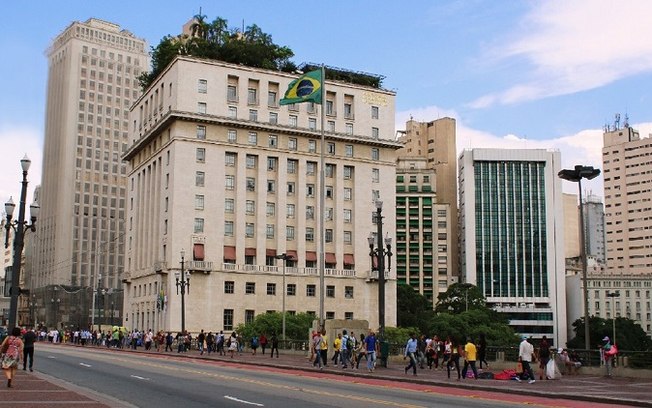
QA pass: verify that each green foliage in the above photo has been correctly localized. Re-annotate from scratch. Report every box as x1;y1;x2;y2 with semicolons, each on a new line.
428;309;519;347
234;312;314;341
396;284;433;334
383;326;419;344
302;63;383;88
434;283;486;314
568;316;652;351
140;15;297;90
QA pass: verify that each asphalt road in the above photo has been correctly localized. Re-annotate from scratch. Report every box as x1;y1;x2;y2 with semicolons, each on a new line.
37;346;519;408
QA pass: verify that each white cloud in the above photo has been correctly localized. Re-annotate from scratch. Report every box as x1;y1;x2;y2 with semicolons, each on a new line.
396;108;652;198
0;126;42;208
470;0;652;107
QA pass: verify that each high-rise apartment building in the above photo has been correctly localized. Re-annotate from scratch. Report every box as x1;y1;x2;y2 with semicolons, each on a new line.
32;19;148;328
395;157;455;306
602;125;652;275
122;56;401;332
397;118;459;278
459;149;567;346
583;194;606;263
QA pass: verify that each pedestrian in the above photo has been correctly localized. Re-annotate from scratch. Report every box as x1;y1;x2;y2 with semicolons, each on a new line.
516;336;536;384
354;333;367;369
206;332;214;354
251;335;259;355
538;335;551;380
319;329;329;367
228;332;238;358
364;330;378;372
442;336;452;369
270;332;279;358
259;333;268;355
478;333;488;369
22;327;36;372
403;333;418;376
417;334;427;369
461;337;479;380
217;331;225;355
2;327;24;388
197;330;206;355
447;337;462;380
340;330;352;369
602;336;616;377
309;331;317;362
144;329;153;351
331;333;342;366
312;331;323;370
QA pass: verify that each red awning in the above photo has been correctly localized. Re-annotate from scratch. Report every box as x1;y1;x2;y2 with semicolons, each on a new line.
343;254;354;265
266;249;277;257
306;251;317;262
223;246;236;261
245;247;256;256
325;253;336;264
286;250;297;261
193;243;205;261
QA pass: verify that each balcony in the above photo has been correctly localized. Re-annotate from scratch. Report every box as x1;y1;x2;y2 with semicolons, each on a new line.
187;261;214;274
366;269;391;282
221;263;356;278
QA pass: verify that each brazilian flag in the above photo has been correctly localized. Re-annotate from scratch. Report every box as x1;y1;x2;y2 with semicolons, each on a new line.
280;69;322;105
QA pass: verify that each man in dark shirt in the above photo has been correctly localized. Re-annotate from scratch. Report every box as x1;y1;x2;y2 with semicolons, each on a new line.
23;327;37;372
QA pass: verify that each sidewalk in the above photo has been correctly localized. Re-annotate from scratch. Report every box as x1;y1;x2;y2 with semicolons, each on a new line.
5;343;652;407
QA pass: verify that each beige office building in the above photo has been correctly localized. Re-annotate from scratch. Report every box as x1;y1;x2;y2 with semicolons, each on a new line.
123;56;401;333
602;125;652;275
32;19;147;328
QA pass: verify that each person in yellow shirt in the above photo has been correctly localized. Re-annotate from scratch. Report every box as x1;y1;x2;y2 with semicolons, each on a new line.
461;337;478;380
331;333;342;366
320;330;329;367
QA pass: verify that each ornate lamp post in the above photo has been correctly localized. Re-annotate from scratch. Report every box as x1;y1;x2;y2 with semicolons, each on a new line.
275;253;295;340
4;155;39;330
606;291;620;346
558;165;601;350
175;250;190;333
367;200;392;341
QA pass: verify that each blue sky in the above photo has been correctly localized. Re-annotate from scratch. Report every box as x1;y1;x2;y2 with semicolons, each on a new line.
1;0;652;203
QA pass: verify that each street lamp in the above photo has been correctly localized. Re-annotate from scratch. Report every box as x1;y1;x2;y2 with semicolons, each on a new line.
558;164;600;350
50;298;60;328
606;291;620;346
275;253;295;340
175;250;190;333
29;296;38;328
4;155;39;330
367;200;393;342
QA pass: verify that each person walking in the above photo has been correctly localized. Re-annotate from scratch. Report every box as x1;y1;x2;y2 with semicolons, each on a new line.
319;330;328;367
312;331;323;370
403;333;418;376
364;330;378;372
538;335;551;380
270;332;279;358
22;327;37;372
354;333;367;370
447;338;462;380
331;333;342;366
517;336;536;384
2;327;24;388
461;337;479;380
602;336;615;377
259;334;268;355
197;330;206;355
477;333;489;369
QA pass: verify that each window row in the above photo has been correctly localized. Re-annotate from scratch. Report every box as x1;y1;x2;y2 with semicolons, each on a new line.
224;281;354;298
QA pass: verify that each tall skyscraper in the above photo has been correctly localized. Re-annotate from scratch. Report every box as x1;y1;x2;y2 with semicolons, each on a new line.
459;148;567;346
583;194;606;263
122;56;401;332
602;124;652;275
33;19;148;328
397;118;459;277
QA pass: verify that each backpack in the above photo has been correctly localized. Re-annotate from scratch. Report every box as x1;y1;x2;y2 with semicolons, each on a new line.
346;336;354;350
252;337;259;347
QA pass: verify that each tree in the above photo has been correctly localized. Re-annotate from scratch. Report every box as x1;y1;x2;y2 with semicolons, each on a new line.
396;283;432;334
434;283;486;314
567;316;652;351
234;312;314;341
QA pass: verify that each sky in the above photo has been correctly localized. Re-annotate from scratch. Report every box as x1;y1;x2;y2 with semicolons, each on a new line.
1;0;652;206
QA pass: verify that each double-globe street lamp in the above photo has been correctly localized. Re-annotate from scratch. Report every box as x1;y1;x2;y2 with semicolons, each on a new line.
367;200;392;342
4;155;39;330
175;250;190;334
558;164;601;350
275;253;295;340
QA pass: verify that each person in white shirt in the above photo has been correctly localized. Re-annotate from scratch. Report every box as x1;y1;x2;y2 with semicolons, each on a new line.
517;336;536;384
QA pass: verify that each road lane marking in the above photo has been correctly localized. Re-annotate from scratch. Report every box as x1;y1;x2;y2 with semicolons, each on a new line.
79;363;92;367
224;395;264;406
130;375;150;380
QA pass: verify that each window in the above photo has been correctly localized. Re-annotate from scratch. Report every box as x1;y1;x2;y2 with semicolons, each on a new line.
266;202;275;216
306;184;315;197
325;164;334;177
268;134;277;147
267;283;276;295
345;123;353;135
224;309;234;330
267;157;277;171
344;103;353;118
307;161;317;175
371;106;379;119
343;231;352;244
268;90;277;107
243;178;255;193
287;203;295;218
227;129;237;143
196;171;205;187
308;118;317;130
326;312;335;320
246;200;255;215
325;186;334;199
267;180;276;193
327;142;336;155
286;225;295;241
371;148;380;160
306;206;314;219
245;223;255;237
327;285;335;298
195;194;205;210
249;109;258;121
307;284;316;297
288;138;298;151
225;198;235;213
228;106;237;118
246;155;257;169
198;79;207;93
287;284;296;296
269;112;278;124
326;100;334;116
308;140;316;153
325;229;333;243
343;166;353;179
306;227;314;242
372;127;379;139
327;121;335;132
197;102;207;114
325;207;333;220
196;125;206;139
344;312;354;320
287;182;295;195
307;102;316;113
245;310;255;324
287;159;297;174
266;224;275;238
248;88;257;105
289;115;298;127
194;218;204;233
224;221;234;236
227;85;237;102
343;209;352;223
372;168;380;182
196;148;205;163
248;132;258;145
225;175;235;190
224;281;235;294
345;145;353;157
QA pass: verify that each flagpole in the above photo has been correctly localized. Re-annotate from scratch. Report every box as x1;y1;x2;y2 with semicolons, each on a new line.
318;64;326;331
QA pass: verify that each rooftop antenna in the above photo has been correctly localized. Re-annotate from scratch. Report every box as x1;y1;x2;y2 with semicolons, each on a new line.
614;113;621;130
624;113;629;128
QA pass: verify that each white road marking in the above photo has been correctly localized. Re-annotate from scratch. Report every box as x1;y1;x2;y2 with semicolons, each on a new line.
130;375;150;380
79;362;92;367
224;395;264;406
47;356;56;359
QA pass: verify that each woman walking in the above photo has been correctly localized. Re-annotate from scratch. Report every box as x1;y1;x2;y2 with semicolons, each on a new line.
2;327;24;388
